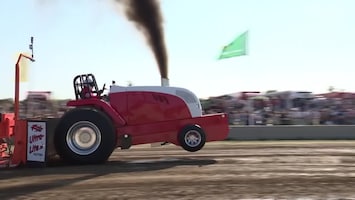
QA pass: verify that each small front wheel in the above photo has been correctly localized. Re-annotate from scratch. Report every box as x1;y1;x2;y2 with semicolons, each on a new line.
178;124;206;152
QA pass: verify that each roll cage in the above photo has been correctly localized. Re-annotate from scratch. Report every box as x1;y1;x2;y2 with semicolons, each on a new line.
73;74;105;100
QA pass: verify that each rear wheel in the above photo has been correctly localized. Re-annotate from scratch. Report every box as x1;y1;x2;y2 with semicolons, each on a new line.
178;124;206;152
54;108;116;165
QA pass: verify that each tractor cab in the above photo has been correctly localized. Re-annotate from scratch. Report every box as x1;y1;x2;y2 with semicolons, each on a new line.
73;74;106;100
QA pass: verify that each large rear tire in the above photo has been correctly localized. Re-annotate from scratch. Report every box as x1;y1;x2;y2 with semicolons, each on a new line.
54;108;116;165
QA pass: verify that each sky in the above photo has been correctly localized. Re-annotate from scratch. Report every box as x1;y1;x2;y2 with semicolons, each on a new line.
1;0;355;100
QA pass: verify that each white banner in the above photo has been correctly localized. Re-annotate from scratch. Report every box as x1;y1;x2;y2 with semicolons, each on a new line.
27;121;46;162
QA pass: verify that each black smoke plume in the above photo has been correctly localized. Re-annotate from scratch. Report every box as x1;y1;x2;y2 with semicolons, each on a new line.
116;0;168;79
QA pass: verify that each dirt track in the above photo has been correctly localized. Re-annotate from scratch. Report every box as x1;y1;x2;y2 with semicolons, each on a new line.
1;141;355;200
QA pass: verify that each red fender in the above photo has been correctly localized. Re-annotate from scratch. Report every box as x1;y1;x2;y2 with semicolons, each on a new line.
66;98;126;126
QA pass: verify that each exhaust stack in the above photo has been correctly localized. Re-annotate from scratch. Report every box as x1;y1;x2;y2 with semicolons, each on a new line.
161;78;169;87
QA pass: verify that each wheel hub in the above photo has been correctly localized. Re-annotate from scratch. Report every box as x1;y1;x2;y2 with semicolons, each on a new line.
66;121;102;155
184;130;202;147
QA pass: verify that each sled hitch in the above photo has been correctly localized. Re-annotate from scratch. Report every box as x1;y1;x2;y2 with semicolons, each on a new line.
120;134;132;150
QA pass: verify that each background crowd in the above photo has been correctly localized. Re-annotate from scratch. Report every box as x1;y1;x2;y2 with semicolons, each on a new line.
201;90;355;125
1;90;355;126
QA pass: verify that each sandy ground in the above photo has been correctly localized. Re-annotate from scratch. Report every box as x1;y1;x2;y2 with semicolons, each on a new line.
1;141;355;200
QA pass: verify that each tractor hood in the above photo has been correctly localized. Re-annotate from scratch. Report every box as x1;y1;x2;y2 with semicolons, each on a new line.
109;85;203;117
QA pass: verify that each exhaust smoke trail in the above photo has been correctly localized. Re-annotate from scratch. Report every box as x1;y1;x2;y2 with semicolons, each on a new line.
34;0;169;81
115;0;168;79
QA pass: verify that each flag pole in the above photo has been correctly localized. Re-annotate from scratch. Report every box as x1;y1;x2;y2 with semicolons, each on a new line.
14;37;35;121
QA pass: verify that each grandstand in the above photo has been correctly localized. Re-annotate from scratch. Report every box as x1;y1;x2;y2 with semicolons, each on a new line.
1;90;355;125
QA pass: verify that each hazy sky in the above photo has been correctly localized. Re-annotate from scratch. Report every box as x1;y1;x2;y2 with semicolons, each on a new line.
1;0;355;99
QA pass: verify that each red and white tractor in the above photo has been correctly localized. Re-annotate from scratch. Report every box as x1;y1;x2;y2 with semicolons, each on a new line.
0;38;229;167
53;74;229;164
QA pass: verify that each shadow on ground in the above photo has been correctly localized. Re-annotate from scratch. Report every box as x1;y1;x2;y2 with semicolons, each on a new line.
0;158;216;199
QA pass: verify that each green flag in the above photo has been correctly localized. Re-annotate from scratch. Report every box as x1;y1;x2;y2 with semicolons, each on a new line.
218;31;248;60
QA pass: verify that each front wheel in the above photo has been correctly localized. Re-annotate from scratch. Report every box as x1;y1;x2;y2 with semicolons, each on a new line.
178;124;206;152
54;108;116;165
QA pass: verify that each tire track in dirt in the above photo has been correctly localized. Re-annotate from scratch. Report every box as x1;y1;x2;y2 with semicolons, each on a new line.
1;141;355;200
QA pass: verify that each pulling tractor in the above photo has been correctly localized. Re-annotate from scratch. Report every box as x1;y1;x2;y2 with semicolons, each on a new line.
0;40;229;168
